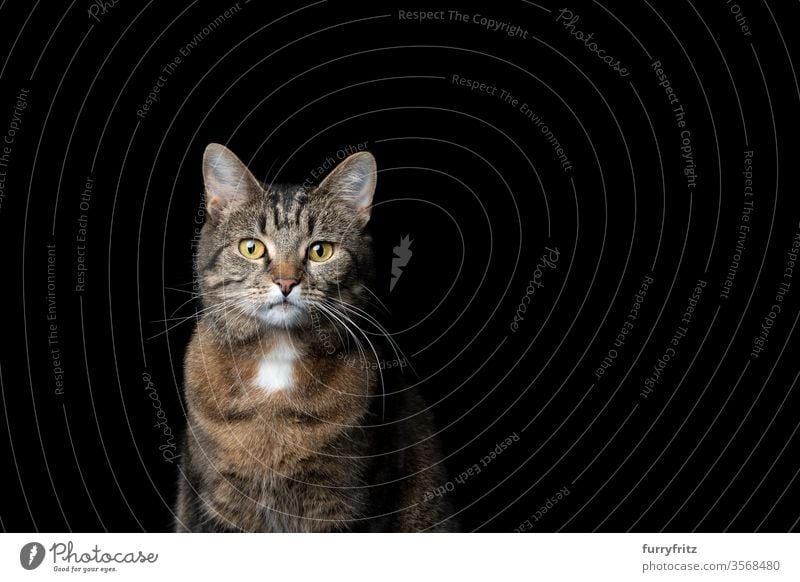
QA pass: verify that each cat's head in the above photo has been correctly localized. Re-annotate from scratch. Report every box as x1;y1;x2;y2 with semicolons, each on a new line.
196;143;376;342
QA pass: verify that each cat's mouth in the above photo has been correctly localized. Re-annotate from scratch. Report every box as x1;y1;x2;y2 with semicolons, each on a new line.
256;296;306;327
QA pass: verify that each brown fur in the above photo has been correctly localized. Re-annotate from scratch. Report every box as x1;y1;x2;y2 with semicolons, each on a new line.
174;145;455;532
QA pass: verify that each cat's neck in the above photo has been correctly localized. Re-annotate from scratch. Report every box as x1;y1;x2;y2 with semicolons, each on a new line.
186;319;377;427
202;316;366;361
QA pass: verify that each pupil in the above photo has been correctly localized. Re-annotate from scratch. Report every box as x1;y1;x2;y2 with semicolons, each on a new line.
247;241;255;254
314;245;322;256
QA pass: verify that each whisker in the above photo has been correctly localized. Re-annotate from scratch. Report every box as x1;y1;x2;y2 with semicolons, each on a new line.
326;297;414;376
147;296;249;339
313;302;369;368
358;284;391;314
318;300;387;418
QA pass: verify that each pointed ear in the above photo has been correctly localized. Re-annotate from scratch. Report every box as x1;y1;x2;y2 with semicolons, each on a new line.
202;143;260;219
317;152;377;225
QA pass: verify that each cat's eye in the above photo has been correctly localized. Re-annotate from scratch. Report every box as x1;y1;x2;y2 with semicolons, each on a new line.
238;238;266;260
308;242;334;263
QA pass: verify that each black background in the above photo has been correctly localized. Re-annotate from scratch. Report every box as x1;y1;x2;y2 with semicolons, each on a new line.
2;0;800;532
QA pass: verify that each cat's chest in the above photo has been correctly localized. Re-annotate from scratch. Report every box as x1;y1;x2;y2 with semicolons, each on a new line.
251;340;300;393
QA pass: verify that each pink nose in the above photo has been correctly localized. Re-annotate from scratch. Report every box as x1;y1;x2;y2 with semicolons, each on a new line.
274;278;299;297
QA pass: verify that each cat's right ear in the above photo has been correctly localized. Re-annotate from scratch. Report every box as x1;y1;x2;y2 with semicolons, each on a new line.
202;143;260;220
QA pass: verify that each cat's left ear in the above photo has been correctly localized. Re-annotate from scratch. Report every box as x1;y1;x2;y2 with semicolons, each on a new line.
317;152;377;225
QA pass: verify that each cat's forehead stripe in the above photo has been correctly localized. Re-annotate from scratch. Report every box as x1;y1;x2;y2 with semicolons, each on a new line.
293;189;308;227
263;187;309;232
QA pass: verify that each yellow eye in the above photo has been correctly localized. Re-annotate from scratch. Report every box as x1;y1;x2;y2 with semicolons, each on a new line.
238;239;266;259
308;241;334;262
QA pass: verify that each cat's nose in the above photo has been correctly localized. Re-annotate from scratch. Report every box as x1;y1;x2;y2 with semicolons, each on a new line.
273;278;299;297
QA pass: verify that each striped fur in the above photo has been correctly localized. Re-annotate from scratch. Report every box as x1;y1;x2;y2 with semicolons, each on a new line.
174;144;455;532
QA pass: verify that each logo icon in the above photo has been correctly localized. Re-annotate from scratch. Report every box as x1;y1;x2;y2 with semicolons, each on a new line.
20;542;45;570
390;234;413;292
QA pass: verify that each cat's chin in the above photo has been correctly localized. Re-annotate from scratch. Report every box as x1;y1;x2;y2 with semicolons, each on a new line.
256;302;306;328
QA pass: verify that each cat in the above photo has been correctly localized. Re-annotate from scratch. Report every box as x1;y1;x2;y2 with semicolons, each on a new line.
174;143;455;532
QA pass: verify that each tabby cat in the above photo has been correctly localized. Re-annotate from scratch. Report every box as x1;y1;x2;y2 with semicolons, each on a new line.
174;143;454;532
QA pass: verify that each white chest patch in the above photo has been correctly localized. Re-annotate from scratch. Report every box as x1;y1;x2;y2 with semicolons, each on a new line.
252;340;298;393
